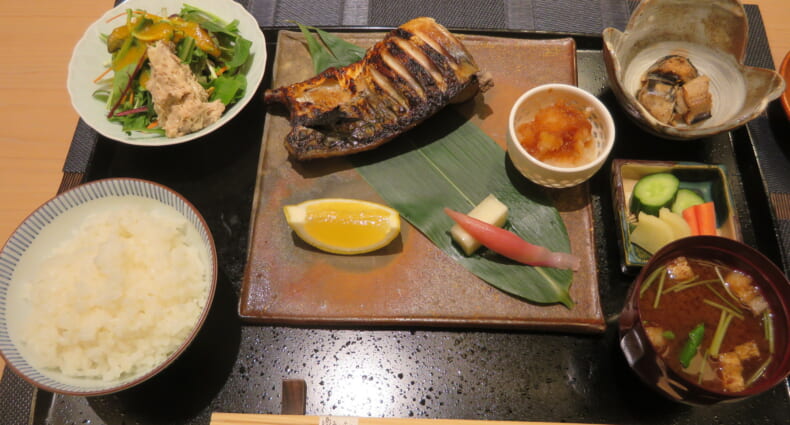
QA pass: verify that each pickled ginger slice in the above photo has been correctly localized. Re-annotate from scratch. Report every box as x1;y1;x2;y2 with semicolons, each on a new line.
444;207;580;271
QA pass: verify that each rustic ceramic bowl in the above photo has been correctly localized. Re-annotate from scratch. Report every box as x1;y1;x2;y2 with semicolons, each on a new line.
620;236;790;405
780;50;790;119
602;0;785;140
0;178;217;395
506;83;615;189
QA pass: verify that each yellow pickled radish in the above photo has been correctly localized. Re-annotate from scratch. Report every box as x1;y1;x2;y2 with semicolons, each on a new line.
283;198;401;255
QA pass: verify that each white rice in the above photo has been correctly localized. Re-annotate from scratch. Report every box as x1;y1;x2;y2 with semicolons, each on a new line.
18;202;209;382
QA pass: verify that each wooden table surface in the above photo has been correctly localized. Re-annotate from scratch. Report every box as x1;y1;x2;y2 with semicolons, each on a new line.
0;0;787;380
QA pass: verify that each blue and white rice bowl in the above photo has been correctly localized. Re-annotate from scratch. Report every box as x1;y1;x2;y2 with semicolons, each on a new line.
0;178;217;395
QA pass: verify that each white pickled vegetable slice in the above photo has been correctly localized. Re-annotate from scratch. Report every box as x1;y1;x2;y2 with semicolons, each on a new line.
631;211;675;254
451;194;509;255
659;207;692;240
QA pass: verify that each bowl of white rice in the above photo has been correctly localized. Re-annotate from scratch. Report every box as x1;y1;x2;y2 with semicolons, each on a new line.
0;178;217;395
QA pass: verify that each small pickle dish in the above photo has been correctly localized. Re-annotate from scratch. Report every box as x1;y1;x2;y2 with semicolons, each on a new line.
611;159;741;273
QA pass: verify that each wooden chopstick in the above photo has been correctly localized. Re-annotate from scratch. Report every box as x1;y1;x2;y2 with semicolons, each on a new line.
210;413;609;425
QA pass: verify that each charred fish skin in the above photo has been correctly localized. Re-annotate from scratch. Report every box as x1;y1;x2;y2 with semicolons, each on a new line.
264;17;492;160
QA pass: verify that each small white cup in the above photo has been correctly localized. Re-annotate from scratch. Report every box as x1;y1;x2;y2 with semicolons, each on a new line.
507;83;616;189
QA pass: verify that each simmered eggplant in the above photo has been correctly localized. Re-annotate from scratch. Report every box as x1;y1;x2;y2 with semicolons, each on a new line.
636;55;713;126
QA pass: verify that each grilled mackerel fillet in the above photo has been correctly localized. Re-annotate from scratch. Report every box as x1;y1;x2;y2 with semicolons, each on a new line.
264;17;492;160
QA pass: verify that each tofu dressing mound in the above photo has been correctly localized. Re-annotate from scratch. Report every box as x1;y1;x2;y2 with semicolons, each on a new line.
18;203;210;382
146;40;225;138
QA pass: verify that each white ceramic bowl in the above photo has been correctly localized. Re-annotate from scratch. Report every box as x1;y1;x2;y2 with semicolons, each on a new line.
67;0;267;146
0;178;217;395
506;83;616;189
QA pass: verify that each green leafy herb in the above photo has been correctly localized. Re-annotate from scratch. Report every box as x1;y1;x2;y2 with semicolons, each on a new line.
652;270;667;309
666;278;716;293
679;323;705;368
224;37;252;69
662;330;676;340
211;74;247;104
640;266;666;298
746;358;772;386
764;310;775;354
291;21;367;74
702;298;744;320
704;282;743;315
709;310;734;357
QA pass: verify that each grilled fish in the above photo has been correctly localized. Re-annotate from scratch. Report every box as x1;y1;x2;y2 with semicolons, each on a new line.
264;17;493;160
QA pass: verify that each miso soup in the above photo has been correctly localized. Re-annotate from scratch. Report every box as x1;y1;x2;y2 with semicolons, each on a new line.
639;256;775;393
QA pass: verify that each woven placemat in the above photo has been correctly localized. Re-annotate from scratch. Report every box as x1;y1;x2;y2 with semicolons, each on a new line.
9;1;783;423
246;0;630;31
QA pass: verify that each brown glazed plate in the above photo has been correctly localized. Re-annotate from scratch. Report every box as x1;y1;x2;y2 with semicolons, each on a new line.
241;31;606;333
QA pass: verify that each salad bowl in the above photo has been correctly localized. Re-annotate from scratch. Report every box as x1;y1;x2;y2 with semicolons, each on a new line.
67;0;267;146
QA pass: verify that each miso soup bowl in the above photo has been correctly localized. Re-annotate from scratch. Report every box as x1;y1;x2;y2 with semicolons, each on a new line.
506;84;615;189
619;236;790;405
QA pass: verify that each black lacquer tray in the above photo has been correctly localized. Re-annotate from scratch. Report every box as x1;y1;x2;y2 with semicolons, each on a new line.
4;2;789;424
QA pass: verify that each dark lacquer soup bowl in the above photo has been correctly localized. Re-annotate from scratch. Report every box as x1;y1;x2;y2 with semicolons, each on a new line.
619;236;790;405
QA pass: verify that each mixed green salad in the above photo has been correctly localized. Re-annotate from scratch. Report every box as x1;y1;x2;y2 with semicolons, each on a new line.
93;4;252;136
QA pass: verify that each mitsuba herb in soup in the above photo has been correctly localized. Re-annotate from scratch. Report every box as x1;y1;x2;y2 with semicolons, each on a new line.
639;256;775;393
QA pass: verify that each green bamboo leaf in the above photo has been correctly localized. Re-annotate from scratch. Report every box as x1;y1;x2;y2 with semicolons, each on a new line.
313;27;367;66
292;21;336;74
291;22;366;74
353;109;575;308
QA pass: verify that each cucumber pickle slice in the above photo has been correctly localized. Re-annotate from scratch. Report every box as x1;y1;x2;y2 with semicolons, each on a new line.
671;188;706;215
630;173;680;216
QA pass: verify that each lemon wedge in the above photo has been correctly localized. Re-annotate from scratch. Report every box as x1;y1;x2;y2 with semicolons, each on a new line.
283;198;401;255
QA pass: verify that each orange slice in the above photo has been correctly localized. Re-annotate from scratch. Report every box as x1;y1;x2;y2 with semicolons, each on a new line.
283;198;401;255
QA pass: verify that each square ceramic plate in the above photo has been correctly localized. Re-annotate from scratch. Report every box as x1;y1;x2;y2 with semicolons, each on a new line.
611;159;742;274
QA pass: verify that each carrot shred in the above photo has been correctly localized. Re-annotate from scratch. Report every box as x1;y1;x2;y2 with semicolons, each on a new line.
93;67;113;83
106;12;127;23
694;201;717;236
216;66;229;76
683;207;701;236
146;121;159;129
106;10;144;23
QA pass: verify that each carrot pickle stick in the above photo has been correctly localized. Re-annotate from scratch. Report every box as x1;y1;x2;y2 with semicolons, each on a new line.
444;208;580;271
